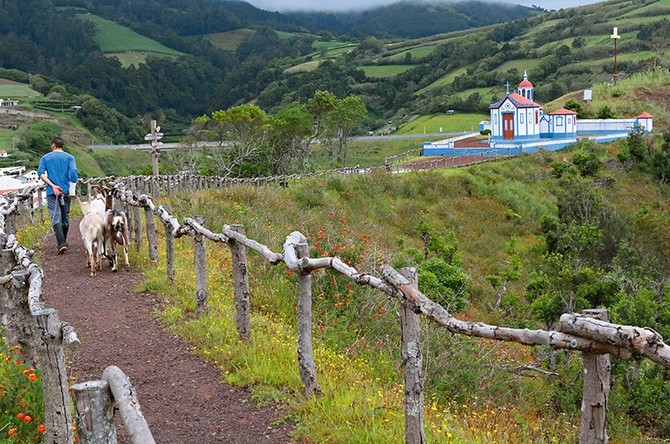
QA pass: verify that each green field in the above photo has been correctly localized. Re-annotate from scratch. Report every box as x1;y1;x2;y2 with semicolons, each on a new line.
312;40;353;51
397;113;488;135
310;41;357;59
359;65;416;78
386;45;436;61
0;79;41;98
79;13;183;64
205;29;256;51
0;132;19;152
285;60;321;74
416;67;467;94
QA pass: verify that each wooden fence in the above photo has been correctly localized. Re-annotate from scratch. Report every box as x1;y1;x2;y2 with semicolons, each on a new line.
75;174;670;444
0;185;155;444
3;164;670;443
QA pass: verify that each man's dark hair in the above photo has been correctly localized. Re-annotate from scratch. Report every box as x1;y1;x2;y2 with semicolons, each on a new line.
51;137;64;149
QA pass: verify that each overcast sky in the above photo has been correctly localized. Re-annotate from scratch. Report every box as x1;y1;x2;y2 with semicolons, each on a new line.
246;0;603;12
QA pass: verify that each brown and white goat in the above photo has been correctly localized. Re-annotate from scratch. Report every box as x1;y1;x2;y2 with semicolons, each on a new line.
104;209;130;272
79;212;105;277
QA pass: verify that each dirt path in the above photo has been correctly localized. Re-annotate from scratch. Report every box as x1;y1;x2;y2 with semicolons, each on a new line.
40;218;295;444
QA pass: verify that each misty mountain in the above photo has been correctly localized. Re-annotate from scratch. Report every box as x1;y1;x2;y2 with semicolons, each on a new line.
285;1;538;39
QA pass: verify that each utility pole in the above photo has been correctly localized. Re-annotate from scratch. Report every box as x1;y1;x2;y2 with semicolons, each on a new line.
611;27;620;84
145;120;163;198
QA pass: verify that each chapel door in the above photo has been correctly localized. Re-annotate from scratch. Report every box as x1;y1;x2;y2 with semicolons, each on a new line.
503;113;514;140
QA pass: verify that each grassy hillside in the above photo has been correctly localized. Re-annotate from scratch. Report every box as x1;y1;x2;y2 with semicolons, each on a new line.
148;133;670;442
0;79;42;99
79;13;184;67
205;28;256;51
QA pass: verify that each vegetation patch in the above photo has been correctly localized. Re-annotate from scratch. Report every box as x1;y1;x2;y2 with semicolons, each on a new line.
0;80;41;98
359;65;415;78
205;29;256;51
79;13;183;56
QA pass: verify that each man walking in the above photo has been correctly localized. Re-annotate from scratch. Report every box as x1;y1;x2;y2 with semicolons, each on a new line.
38;137;78;254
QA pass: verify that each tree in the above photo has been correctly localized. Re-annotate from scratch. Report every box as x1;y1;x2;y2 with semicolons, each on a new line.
194;104;270;177
322;96;367;165
268;103;314;174
307;90;338;141
18;121;62;158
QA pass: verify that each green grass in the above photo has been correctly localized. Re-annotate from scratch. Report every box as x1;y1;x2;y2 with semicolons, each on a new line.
0;79;41;98
140;143;670;443
205;29;256;51
307;40;357;61
285;60;321;74
385;45;436;61
453;87;500;103
0;132;18;151
359;65;416;78
79;13;183;57
68;145;106;178
312;40;353;51
91;148;151;177
397;113;488;135
416;67;467;94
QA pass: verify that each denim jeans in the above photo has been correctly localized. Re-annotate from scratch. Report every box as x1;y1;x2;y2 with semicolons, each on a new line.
46;194;71;228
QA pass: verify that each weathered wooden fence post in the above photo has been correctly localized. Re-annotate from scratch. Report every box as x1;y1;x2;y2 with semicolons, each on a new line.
194;217;209;317
5;211;16;236
72;380;117;444
144;207;159;262
398;268;426;444
132;206;142;249
37;188;45;222
580;309;611;444
228;224;250;340
285;232;322;398
33;307;76;444
163;205;175;282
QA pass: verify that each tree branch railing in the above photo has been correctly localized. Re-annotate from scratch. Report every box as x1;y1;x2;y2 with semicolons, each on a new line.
0;184;154;444
105;177;670;444
4;161;669;443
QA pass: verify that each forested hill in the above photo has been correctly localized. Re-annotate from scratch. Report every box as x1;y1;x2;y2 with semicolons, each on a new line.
286;1;537;39
1;0;668;147
0;0;536;141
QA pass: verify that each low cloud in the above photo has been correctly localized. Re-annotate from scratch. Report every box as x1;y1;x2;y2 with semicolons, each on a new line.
246;0;601;12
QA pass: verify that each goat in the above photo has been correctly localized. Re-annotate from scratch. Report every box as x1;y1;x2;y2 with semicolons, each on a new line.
78;195;106;217
79;212;105;277
104;209;130;272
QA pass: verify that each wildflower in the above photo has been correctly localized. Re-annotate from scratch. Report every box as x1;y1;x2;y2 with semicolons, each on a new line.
37;424;46;434
17;412;25;420
8;428;17;436
23;415;32;423
28;373;37;382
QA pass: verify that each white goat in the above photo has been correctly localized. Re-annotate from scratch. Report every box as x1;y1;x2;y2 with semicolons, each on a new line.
79;195;106;217
79;211;105;277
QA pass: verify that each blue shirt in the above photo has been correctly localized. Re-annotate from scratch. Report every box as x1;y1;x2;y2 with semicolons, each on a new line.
37;150;78;196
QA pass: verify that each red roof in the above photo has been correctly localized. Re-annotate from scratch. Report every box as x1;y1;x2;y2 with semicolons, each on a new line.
549;108;577;115
638;112;654;118
519;79;533;88
490;92;542;109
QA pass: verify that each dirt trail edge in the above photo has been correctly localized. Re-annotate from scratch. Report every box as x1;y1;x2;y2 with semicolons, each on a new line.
40;218;295;444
